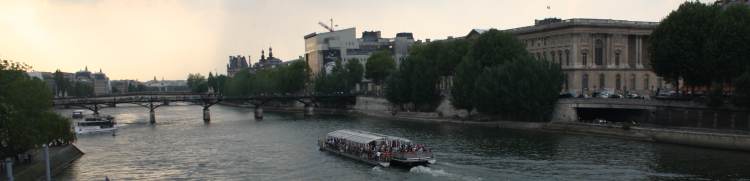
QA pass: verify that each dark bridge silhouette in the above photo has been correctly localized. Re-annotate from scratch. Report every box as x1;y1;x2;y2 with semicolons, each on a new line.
53;92;356;123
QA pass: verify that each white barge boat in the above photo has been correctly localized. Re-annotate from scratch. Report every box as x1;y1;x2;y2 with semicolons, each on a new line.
319;129;435;167
75;115;117;134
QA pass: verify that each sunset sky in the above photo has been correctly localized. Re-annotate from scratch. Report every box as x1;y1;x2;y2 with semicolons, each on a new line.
0;0;711;80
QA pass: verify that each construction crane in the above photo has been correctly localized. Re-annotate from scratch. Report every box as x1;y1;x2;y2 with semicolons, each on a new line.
318;18;335;32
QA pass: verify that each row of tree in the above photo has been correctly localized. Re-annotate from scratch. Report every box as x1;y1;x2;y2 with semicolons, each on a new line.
386;30;562;121
1;60;76;160
187;60;309;97
650;2;750;107
52;70;95;97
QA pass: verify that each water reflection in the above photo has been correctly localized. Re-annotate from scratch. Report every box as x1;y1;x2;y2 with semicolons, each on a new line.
55;105;750;180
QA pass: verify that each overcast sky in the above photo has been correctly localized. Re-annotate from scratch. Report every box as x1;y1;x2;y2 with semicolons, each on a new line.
0;0;712;80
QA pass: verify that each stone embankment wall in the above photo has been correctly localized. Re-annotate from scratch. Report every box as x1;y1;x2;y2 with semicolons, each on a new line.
2;144;84;180
357;96;750;152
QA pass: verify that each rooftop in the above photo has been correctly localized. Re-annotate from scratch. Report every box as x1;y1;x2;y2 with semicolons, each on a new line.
506;18;659;35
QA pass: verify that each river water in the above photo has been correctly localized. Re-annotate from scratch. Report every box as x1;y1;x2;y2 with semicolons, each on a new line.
56;105;750;180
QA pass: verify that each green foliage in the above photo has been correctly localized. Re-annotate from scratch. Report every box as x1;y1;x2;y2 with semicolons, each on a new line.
187;73;208;93
450;58;481;110
314;60;350;94
732;71;750;108
707;4;750;84
452;30;532;110
385;39;470;111
1;59;76;159
224;60;309;97
365;50;396;85
344;59;365;89
53;70;69;97
67;81;94;97
385;55;442;111
650;2;750;87
473;58;562;121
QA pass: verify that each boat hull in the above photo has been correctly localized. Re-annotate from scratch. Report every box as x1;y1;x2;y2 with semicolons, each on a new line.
75;126;117;135
319;147;390;167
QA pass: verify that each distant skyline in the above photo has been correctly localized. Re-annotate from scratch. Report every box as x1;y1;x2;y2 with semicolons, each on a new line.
0;0;713;80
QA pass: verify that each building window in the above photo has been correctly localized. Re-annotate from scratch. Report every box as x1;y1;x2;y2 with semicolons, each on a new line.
543;52;547;61
644;74;650;91
565;50;570;66
615;52;621;66
564;74;569;91
599;74;606;90
537;52;541;60
582;52;588;66
616;74;622;91
551;53;556;64
558;50;563;65
595;39;604;66
582;74;589;92
630;74;637;91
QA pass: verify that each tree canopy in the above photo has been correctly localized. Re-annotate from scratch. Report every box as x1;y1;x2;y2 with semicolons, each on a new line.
365;50;396;85
1;59;76;159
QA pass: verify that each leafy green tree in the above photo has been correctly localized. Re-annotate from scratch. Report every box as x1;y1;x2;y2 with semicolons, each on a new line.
344;59;364;90
706;4;750;84
187;73;208;93
53;70;69;97
473;58;562;121
1;59;76;160
365;50;396;85
314;60;348;94
450;59;480;111
451;30;530;111
732;71;750;108
68;81;94;97
650;2;721;87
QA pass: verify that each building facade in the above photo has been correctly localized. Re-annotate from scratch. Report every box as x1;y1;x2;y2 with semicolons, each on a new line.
227;55;249;77
716;0;750;8
252;47;283;70
304;28;415;76
506;18;665;96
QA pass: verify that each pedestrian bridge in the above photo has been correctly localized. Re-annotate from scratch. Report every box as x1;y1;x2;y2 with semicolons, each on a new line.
53;92;356;123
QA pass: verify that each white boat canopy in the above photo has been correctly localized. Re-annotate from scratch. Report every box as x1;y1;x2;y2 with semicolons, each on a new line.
327;129;387;145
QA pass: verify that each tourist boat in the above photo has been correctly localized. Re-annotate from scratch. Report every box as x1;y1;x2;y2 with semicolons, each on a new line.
318;129;435;167
75;115;117;134
72;110;85;119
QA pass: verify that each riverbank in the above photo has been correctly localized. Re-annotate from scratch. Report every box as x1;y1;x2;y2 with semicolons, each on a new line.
217;98;750;152
1;144;84;180
357;107;750;152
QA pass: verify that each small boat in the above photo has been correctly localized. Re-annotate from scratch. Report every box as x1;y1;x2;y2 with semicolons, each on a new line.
72;110;85;119
75;115;117;134
318;129;435;167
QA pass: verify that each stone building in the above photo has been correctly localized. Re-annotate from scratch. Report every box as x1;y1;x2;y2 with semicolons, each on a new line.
227;55;249;77
505;18;666;96
252;47;283;70
716;0;750;8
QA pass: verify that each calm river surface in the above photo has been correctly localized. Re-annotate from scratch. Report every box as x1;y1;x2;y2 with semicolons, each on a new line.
56;105;750;180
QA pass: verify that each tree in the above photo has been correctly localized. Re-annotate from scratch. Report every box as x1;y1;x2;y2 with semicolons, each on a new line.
53;70;69;97
1;59;76;160
68;81;94;97
473;57;562;121
706;4;750;84
344;59;364;90
365;50;396;85
650;2;721;87
451;30;531;111
732;71;750;108
187;73;208;93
